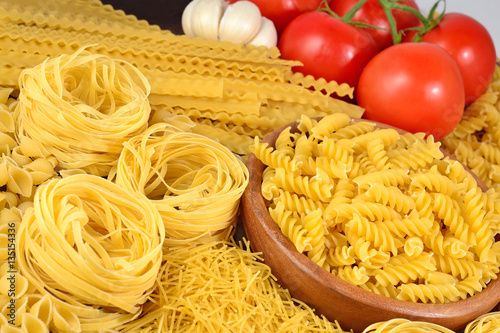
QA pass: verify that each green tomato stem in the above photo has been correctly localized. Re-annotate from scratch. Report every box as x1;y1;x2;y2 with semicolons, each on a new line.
341;0;370;22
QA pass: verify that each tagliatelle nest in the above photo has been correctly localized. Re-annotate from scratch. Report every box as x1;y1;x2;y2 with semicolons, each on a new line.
13;47;151;177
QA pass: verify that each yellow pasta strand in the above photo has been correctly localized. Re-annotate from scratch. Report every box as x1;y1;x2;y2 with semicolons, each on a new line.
14;47;151;177
110;123;249;245
115;240;349;333
17;174;165;314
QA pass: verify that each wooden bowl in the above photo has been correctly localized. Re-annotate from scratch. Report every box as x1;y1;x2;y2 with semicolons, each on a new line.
241;118;500;333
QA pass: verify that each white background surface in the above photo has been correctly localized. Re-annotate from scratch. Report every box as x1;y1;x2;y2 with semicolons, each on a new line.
416;0;500;55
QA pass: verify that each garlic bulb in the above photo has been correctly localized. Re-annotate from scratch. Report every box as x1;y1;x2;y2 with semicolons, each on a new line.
182;0;278;48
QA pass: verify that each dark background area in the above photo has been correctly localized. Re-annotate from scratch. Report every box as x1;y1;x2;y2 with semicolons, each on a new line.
100;0;191;34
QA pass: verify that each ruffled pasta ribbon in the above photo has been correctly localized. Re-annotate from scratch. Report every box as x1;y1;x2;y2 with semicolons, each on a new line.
17;174;165;316
110;123;249;245
14;47;151;177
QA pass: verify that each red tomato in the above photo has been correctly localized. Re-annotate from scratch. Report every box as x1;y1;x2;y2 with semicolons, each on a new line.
403;13;496;105
330;0;420;50
357;42;465;141
228;0;324;34
278;11;379;92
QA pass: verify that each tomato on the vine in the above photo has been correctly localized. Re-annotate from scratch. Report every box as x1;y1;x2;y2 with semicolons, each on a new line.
227;0;324;35
278;10;379;94
357;42;465;141
403;13;496;105
329;0;420;50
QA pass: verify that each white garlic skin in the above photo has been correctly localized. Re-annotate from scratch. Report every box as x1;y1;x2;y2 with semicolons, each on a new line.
181;0;278;48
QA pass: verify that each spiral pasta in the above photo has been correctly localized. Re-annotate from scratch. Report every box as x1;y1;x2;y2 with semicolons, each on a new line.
442;66;500;192
252;114;500;304
14;47;151;177
110;122;249;245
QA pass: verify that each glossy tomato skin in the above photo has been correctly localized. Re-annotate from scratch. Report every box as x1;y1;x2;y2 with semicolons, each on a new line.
278;11;379;91
357;42;465;141
403;13;496;105
228;0;324;34
330;0;420;50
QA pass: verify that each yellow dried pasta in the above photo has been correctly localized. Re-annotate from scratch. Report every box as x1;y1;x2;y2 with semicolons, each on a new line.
464;312;500;333
17;174;165;314
442;65;500;191
0;0;363;161
252;113;500;304
362;318;455;333
110;122;249;245
115;240;349;333
14;47;151;177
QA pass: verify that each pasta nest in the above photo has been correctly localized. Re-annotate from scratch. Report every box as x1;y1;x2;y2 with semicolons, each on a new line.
13;47;151;177
17;174;165;314
110;122;249;245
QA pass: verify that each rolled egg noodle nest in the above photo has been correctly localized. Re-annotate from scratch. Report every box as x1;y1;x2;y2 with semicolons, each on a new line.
110;123;249;245
17;174;165;317
14;47;151;177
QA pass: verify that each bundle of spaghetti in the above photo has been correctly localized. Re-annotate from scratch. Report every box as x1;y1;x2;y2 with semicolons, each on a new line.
14;173;164;331
442;65;500;191
110;122;249;245
114;239;348;333
464;312;500;333
13;47;151;177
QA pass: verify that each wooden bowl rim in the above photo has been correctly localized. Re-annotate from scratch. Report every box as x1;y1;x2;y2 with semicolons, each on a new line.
242;117;500;329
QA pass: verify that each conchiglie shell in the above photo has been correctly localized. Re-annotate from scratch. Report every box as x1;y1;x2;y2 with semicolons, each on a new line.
0;209;22;225
0;312;7;326
29;171;54;186
10;147;31;167
0;295;9;311
6;165;33;198
22;313;49;333
0;133;15;149
0;162;8;187
0;234;7;261
52;306;81;332
17;135;50;159
0;192;19;209
0;110;14;133
0;273;29;300
1;294;28;327
29;294;53;326
24;158;55;175
0;88;12;105
0;324;24;332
